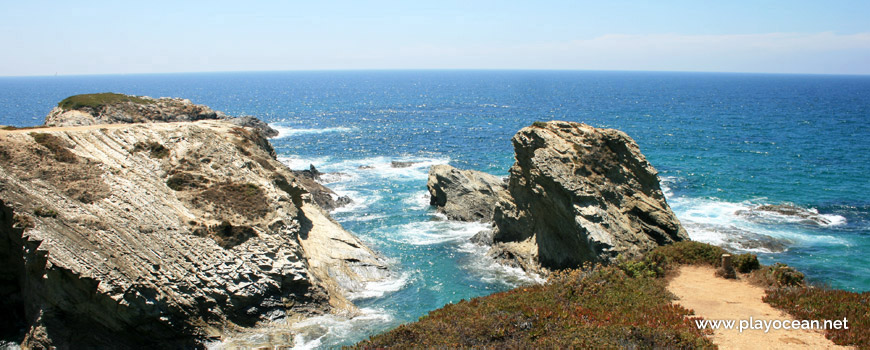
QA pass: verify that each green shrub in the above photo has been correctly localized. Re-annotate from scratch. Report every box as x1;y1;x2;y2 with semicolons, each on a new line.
57;93;153;110
764;287;869;347
532;121;549;128
733;253;761;273
646;241;727;271
749;263;805;288
617;257;664;278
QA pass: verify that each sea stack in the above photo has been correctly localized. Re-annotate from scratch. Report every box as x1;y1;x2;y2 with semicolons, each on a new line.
0;94;390;348
491;121;688;272
428;121;688;275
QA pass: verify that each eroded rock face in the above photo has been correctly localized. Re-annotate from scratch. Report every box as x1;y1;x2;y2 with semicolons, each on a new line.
0;120;389;348
44;93;278;138
427;164;508;222
491;121;688;272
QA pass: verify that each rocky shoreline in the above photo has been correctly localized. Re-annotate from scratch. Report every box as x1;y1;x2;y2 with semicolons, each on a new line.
0;94;391;348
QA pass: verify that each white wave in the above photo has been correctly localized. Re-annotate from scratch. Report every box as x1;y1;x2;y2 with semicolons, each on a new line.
403;190;432;210
270;124;355;139
277;155;331;170
659;176;677;199
319;156;450;182
389;218;490;245
347;273;411;300
329;188;382;214
290;307;394;350
457;242;546;286
669;195;849;249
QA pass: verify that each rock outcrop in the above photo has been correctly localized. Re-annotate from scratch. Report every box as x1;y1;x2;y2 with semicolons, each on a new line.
44;92;278;137
737;203;835;227
486;121;688;273
427;165;507;222
291;165;353;211
0;106;389;347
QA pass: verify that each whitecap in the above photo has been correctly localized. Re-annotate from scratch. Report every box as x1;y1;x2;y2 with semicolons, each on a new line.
347;273;411;300
389;218;490;245
270;124;355;139
402;190;432;210
277;155;331;170
457;242;546;286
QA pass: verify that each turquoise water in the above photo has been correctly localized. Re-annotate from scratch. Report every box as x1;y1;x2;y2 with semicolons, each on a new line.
2;71;868;347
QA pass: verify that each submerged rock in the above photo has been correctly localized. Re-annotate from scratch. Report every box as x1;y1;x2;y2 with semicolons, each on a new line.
737;203;836;227
490;121;688;273
390;160;415;168
427;164;508;222
0;109;388;348
44;92;279;138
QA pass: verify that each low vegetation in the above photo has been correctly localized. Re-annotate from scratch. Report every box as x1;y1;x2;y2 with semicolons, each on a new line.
133;141;169;159
764;287;869;347
29;132;77;163
192;220;257;248
358;241;865;348
357;265;715;349
196;182;269;220
57;93;153;111
33;207;58;218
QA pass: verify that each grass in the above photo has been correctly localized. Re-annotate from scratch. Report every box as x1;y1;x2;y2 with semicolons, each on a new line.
29;132;77;163
57;93;153;111
358;241;865;348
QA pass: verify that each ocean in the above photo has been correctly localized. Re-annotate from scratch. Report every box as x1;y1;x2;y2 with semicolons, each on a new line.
1;70;868;348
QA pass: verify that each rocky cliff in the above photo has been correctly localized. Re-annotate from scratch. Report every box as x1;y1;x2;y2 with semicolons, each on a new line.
427;164;508;222
0;103;389;348
427;121;688;275
491;121;688;273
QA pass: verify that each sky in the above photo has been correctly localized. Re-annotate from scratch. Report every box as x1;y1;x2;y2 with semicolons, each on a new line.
1;0;869;76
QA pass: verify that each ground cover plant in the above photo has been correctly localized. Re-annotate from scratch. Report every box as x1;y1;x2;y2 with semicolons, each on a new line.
57;93;153;111
356;241;866;348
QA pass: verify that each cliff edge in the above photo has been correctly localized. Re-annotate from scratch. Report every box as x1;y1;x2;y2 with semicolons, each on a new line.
0;96;389;348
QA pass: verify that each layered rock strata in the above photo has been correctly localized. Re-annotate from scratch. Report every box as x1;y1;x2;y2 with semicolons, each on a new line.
491;121;688;273
427;164;508;222
428;121;688;275
0;117;388;348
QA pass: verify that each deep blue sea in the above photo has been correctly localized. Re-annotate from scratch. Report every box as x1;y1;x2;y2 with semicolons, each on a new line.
1;71;868;348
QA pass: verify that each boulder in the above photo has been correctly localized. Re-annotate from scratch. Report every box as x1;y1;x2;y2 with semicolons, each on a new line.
427;164;507;222
491;121;688;272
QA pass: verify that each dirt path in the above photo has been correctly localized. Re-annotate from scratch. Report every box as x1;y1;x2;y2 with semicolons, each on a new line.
668;265;848;349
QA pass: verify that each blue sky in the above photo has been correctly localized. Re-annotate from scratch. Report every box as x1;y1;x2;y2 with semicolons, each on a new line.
1;0;869;76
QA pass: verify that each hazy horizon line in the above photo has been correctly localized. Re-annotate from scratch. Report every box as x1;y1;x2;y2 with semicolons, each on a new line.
3;68;870;79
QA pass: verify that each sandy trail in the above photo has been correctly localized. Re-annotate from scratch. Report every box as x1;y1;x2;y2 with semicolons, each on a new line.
668;265;848;350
